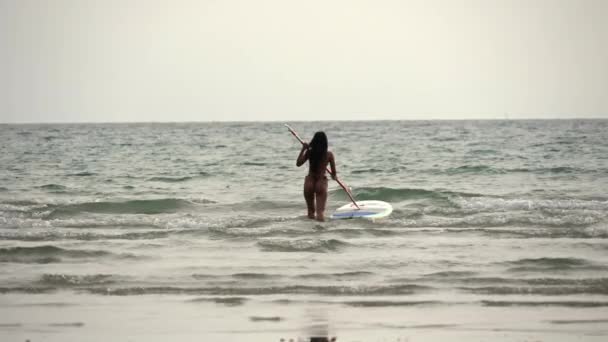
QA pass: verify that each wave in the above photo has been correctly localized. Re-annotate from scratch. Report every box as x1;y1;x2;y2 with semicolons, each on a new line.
526;166;580;174
48;322;85;327
2;226;604;245
417;275;608;294
549;319;608;325
207;219;303;238
0;202;48;213
85;284;432;296
417;270;608;284
445;165;501;175
272;298;608;308
296;271;374;279
0;287;56;294
249;316;282;322
423;271;477;278
425;275;608;287
339;300;441;307
38;274;116;286
37;184;67;191
231;273;279;280
461;226;608;239
241;162;267;166
332;187;478;203
0;212;293;232
148;176;193;183
191;272;372;281
395;211;606;229
503;257;606;272
188;297;248;306
0;230;172;241
10;276;608;297
227;200;302;211
43;135;60;141
433;136;458;142
469;149;497;155
351;168;384;174
437;165;600;175
1;200;40;206
0;245;134;263
67;172;95;177
47;198;194;217
448;197;608;213
17;302;76;307
324;228;401;238
1;217;605;241
4;197;282;223
256;238;349;253
481;300;608;307
461;285;608;295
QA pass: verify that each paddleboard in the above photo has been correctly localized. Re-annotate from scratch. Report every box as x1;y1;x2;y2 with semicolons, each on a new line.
331;200;393;219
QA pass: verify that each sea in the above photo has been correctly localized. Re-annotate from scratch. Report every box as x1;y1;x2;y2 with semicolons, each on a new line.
1;120;607;342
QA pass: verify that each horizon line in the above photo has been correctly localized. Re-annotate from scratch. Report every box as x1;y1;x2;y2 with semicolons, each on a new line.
2;117;607;125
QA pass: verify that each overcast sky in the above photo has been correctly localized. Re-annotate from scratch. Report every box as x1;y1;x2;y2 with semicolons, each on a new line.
1;0;607;123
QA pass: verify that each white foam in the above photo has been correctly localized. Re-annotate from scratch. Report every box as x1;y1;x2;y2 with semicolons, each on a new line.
450;197;608;213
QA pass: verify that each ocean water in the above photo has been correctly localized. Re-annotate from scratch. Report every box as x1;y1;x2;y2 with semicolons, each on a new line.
1;120;607;341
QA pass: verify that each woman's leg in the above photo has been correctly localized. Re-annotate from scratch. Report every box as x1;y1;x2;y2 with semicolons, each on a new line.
303;176;315;219
314;178;328;221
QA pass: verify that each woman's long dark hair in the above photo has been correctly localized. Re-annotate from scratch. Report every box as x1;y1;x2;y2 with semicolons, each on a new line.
309;131;328;171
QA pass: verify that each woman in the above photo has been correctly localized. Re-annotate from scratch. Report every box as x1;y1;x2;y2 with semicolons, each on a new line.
296;131;337;221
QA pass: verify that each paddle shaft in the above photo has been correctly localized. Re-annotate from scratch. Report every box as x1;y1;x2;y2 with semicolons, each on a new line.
285;124;360;210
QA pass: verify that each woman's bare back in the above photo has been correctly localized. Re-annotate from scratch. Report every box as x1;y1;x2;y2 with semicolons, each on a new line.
297;147;337;221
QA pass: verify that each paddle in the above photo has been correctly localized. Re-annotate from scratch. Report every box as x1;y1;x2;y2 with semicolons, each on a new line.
285;124;360;210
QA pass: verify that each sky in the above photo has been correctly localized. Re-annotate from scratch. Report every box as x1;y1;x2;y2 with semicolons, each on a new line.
1;0;607;123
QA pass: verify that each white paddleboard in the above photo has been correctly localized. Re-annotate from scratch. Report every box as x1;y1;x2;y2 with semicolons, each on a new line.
331;200;393;219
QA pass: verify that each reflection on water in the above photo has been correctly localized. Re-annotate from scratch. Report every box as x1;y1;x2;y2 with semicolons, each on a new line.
278;306;338;342
303;306;336;342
